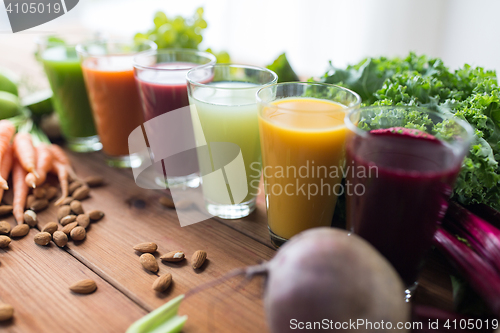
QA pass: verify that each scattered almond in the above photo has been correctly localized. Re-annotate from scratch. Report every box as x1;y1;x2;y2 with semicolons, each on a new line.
84;176;104;187
72;186;90;201
26;195;35;209
23;210;37;227
0;205;12;216
159;196;175;208
69;279;97;294
0;235;11;248
42;222;58;235
46;186;58;201
0;303;14;321
68;180;84;195
76;214;90;228
61;197;74;205
0;221;11;235
34;232;51;246
88;210;104;221
160;251;185;262
70;200;84;215
53;231;68;247
57;205;71;221
174;200;192;210
30;199;49;212
70;226;86;241
192;250;207;269
10;224;29;238
152;273;172;292
133;242;157;253
61;222;78;235
33;187;46;199
140;253;159;273
60;215;77;226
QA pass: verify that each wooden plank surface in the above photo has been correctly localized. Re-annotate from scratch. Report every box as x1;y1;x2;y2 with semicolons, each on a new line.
27;150;276;333
0;228;147;333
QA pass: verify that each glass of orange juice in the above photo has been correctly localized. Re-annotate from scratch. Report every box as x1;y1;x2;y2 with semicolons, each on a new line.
76;40;156;168
257;82;361;247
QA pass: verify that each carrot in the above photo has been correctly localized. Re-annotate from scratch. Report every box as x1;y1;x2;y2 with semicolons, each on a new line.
13;133;38;178
0;120;16;190
0;144;13;203
12;157;28;224
51;161;69;206
25;143;53;188
49;144;78;181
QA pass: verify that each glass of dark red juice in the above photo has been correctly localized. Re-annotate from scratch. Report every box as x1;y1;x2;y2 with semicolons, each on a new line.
133;50;216;188
344;106;473;300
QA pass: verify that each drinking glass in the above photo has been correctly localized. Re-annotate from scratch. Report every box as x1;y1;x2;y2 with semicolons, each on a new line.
187;64;277;219
257;82;361;247
37;37;101;152
133;49;216;188
344;106;473;299
76;40;156;168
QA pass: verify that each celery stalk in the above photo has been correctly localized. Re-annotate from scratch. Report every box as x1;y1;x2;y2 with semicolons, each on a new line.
127;295;187;333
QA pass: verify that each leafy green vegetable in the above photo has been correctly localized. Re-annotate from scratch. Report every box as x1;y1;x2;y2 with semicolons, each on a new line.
321;52;500;210
135;8;206;49
135;8;231;64
127;295;187;333
266;53;299;83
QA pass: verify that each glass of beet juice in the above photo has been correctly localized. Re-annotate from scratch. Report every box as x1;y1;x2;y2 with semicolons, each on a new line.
133;50;216;188
344;106;473;299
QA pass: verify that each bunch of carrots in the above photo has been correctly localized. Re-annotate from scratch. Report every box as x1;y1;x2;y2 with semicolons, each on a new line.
0;119;77;224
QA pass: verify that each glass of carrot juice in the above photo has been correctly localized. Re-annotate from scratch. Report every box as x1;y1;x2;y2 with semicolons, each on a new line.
76;40;156;168
257;82;361;247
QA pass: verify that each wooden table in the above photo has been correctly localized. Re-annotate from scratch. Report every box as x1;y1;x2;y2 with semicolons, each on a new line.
0;150;455;333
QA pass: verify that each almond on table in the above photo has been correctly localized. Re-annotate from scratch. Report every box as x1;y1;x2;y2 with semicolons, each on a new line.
10;224;29;238
34;232;51;246
0;235;11;248
133;242;157;253
0;221;11;235
53;231;68;248
70;226;86;241
160;251;185;262
140;253;159;273
69;279;97;294
192;250;207;269
42;222;58;235
152;273;172;292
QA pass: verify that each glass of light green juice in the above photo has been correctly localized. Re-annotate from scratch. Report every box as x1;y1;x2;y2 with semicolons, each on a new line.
37;38;101;152
187;64;278;219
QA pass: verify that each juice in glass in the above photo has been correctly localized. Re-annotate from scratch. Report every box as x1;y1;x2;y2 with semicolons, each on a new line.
134;50;215;187
344;106;473;294
187;64;277;219
39;42;100;152
257;82;361;246
77;41;156;167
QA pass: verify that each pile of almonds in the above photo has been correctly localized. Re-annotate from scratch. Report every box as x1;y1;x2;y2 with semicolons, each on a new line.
0;176;106;321
133;241;207;293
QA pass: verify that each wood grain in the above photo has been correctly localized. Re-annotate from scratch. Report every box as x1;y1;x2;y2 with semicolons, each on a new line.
27;150;275;333
0;228;147;333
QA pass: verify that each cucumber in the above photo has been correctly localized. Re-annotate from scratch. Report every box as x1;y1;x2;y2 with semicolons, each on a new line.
22;89;54;115
0;68;19;96
0;91;21;119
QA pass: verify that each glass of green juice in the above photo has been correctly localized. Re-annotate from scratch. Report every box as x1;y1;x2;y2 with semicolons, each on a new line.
187;64;278;219
37;38;102;152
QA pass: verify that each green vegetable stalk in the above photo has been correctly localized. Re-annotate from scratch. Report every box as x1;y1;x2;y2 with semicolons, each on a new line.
126;295;187;333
